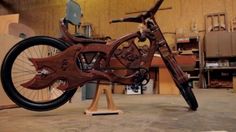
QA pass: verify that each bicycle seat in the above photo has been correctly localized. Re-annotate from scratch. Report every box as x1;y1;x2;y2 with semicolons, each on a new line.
59;19;106;45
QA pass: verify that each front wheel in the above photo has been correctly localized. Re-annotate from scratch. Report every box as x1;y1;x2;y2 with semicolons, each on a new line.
164;58;198;111
177;82;198;111
1;36;77;111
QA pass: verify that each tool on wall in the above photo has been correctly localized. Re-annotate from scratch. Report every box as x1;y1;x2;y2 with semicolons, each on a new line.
205;12;227;32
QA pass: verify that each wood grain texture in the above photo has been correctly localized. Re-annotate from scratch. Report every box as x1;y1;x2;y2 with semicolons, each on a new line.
0;35;21;106
233;76;236;92
1;0;236;48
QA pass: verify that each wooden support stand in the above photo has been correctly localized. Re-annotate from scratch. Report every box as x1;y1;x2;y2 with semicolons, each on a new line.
84;83;122;116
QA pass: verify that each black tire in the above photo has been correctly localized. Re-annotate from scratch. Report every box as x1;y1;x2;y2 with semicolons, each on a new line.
177;82;198;111
1;36;77;111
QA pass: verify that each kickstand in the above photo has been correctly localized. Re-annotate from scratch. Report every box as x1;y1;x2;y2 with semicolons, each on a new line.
84;82;123;116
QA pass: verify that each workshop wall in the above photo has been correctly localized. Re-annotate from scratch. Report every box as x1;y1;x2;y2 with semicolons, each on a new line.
0;0;66;36
76;0;236;48
1;0;236;48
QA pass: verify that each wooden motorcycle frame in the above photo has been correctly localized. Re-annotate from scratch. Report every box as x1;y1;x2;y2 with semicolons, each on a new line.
1;0;198;111
22;0;188;90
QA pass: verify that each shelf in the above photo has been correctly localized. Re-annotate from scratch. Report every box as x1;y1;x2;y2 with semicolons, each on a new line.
205;67;236;70
177;49;199;55
175;35;201;84
189;76;199;79
176;36;199;43
204;65;236;88
192;49;199;52
176;38;190;43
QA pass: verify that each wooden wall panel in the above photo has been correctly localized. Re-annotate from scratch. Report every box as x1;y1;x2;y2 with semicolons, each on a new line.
203;0;226;14
0;14;19;34
0;6;9;14
78;0;156;38
1;0;236;47
0;14;20;107
159;68;179;95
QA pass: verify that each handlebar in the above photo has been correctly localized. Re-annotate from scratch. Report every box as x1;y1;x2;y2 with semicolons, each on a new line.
110;16;142;24
109;18;124;24
110;0;164;24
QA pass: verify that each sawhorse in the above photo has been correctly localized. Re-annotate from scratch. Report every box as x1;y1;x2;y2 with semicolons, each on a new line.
84;82;123;116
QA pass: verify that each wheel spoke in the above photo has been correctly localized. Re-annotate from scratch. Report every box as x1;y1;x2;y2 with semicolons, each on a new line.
15;58;33;66
32;46;40;58
12;45;65;102
13;63;35;73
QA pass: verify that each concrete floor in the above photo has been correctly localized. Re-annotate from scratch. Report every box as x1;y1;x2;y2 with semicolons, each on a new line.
0;89;236;132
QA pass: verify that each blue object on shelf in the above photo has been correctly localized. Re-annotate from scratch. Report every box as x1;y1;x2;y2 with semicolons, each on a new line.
66;0;82;25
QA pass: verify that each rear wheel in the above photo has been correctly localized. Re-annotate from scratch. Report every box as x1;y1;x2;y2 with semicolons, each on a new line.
1;36;77;111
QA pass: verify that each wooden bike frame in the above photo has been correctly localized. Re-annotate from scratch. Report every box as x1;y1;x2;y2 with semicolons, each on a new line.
21;0;189;91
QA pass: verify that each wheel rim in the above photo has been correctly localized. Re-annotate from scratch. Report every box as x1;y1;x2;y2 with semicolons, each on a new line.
10;44;66;103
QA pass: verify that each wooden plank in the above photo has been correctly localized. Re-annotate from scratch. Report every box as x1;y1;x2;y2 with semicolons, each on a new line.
84;109;123;116
1;0;236;48
8;23;35;38
113;84;125;94
0;14;19;35
159;68;179;95
233;76;236;93
0;35;21;107
0;14;20;107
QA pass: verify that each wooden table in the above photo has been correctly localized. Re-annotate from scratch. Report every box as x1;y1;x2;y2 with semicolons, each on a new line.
151;54;196;95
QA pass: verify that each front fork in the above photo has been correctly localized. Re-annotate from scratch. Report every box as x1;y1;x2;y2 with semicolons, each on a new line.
154;28;189;85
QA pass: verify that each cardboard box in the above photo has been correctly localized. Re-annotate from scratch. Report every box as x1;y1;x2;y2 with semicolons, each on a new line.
113;84;125;94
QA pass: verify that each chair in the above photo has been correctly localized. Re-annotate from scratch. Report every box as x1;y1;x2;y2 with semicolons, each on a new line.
65;0;83;34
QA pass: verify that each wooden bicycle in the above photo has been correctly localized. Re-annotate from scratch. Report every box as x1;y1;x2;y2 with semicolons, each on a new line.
1;0;198;111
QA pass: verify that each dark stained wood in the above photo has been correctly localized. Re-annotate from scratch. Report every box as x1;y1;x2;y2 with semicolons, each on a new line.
22;0;189;92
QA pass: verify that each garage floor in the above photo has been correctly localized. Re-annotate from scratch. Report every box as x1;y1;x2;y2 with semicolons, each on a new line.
0;89;236;132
